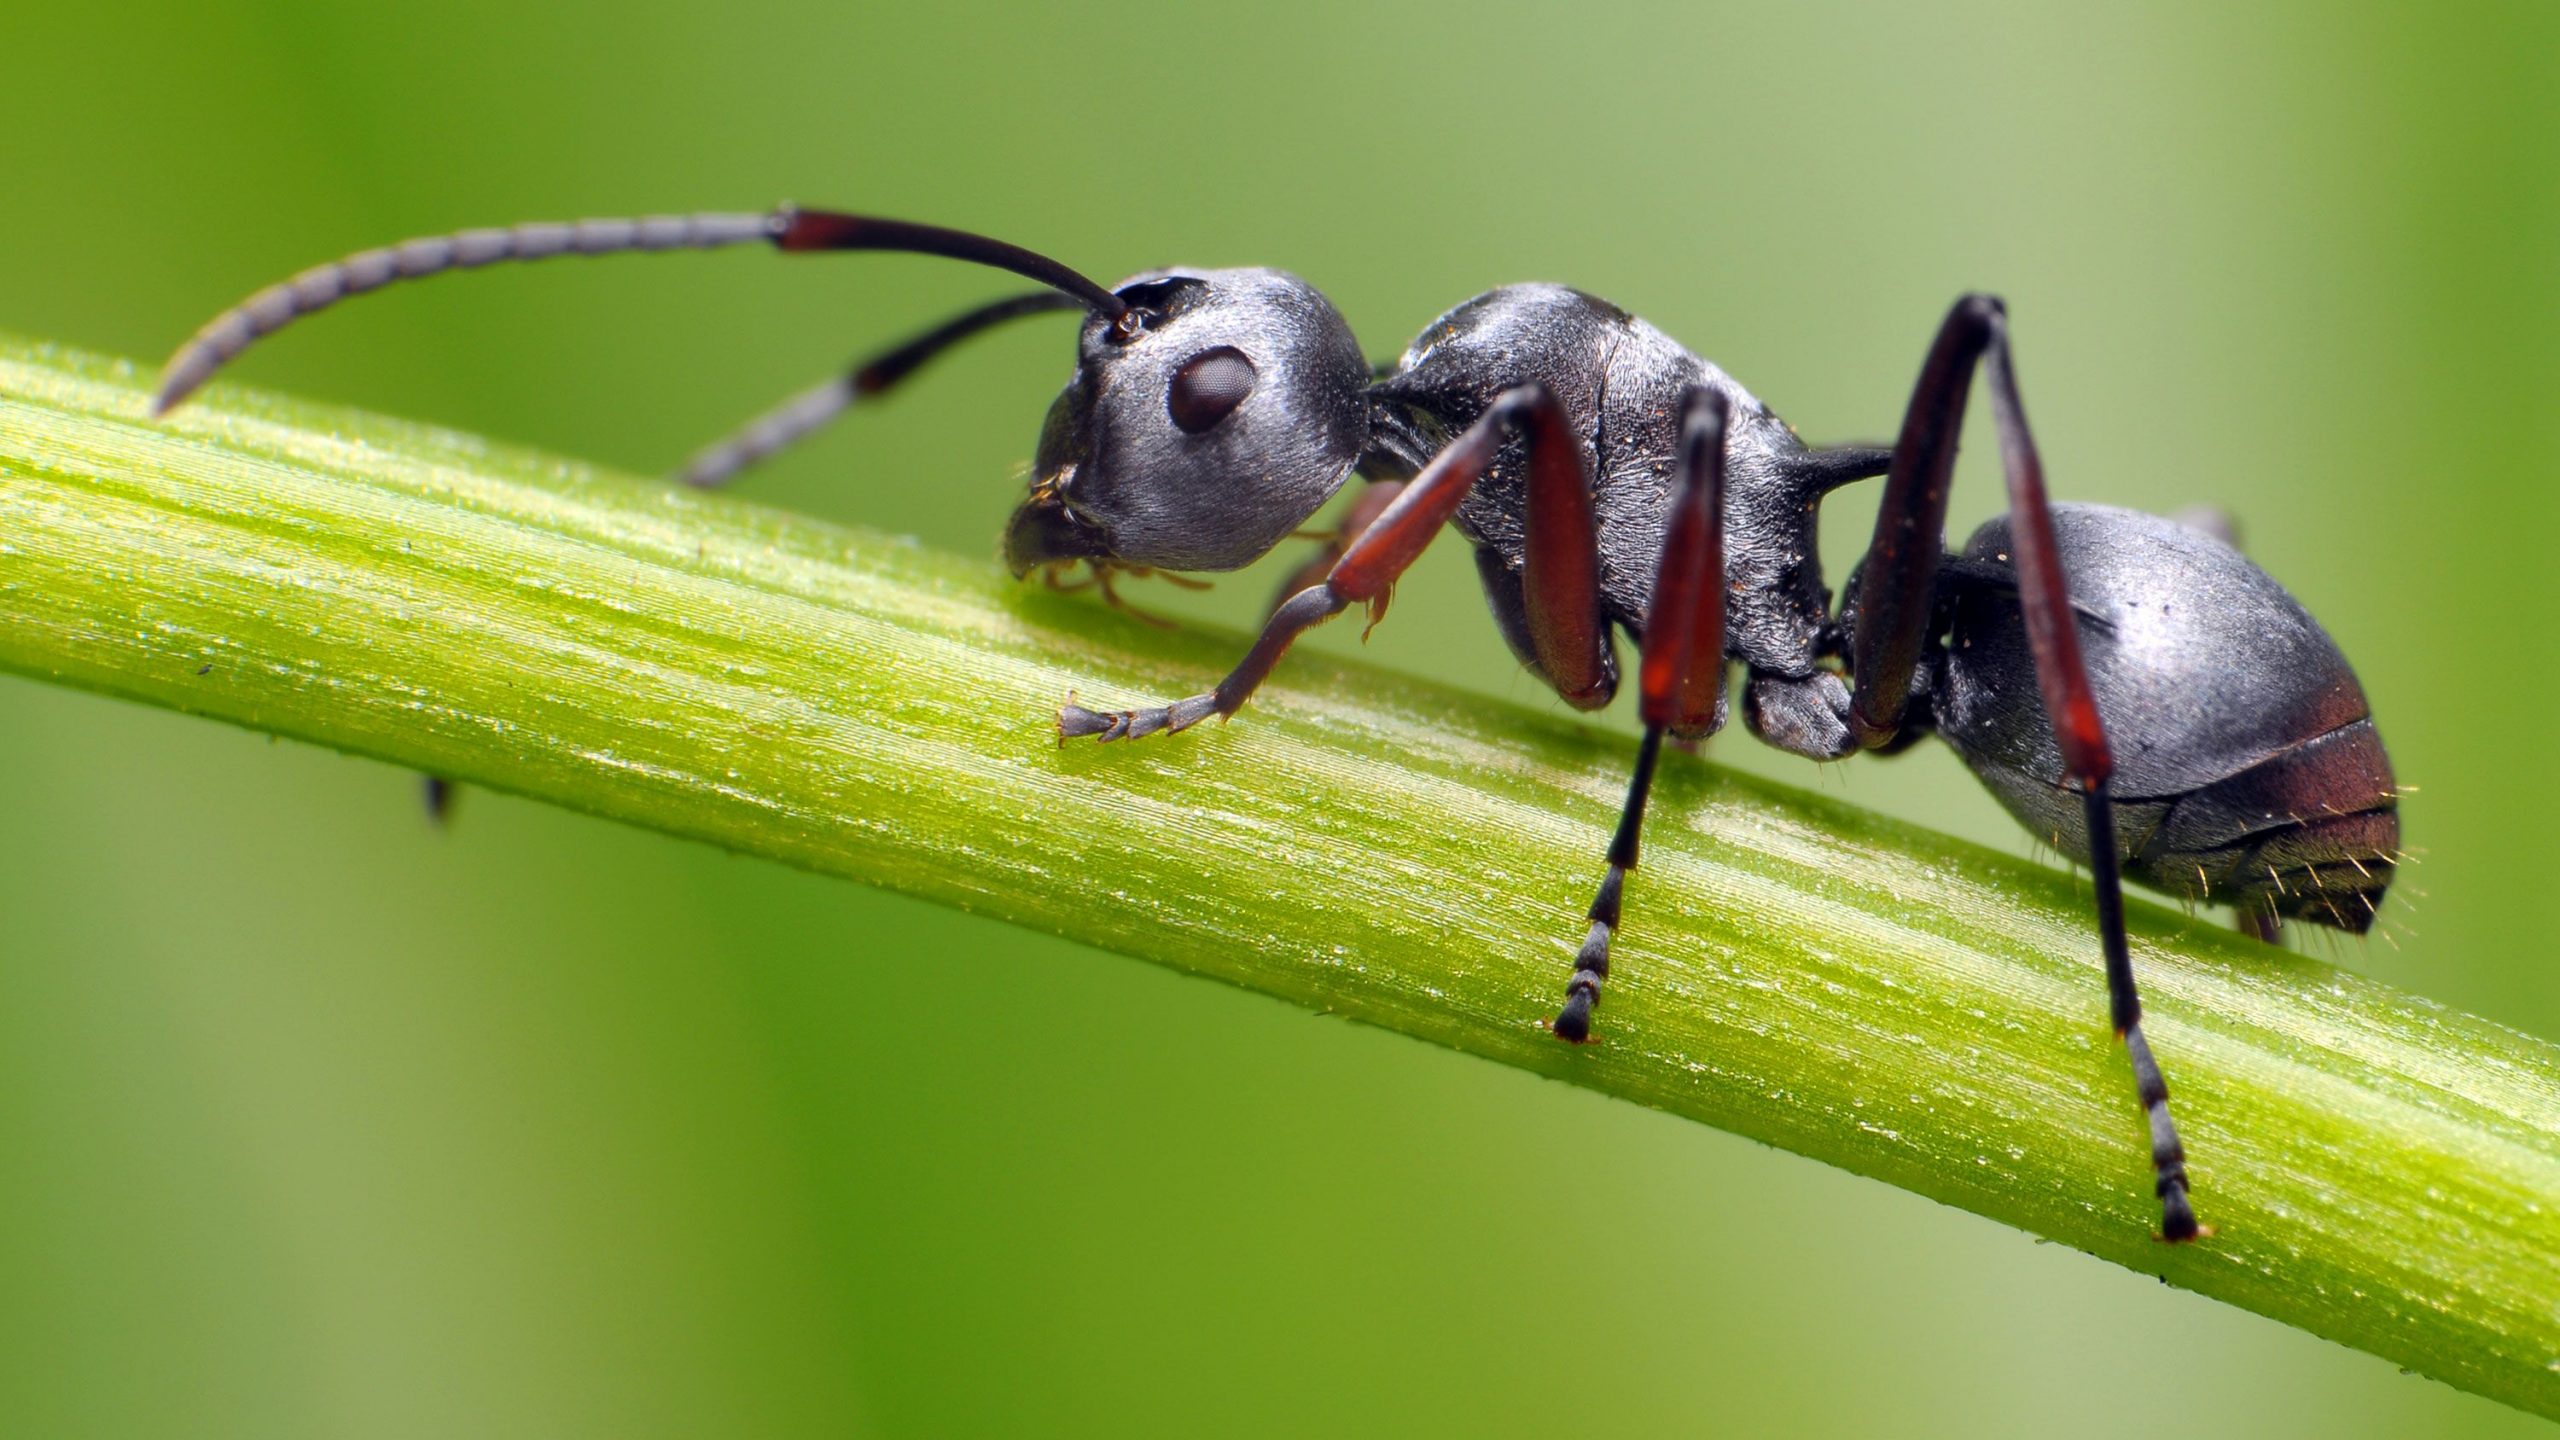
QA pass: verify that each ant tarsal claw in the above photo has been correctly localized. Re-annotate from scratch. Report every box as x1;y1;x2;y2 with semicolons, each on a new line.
1058;692;1219;741
2158;1182;2203;1243
1550;987;1596;1044
1057;701;1121;739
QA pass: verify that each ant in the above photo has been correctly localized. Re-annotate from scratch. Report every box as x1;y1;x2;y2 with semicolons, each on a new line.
153;205;2401;1242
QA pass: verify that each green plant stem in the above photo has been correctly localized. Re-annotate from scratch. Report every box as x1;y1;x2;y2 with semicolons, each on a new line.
3;337;2556;1417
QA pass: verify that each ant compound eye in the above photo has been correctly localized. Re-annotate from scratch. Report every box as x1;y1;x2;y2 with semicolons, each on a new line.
1167;346;1257;433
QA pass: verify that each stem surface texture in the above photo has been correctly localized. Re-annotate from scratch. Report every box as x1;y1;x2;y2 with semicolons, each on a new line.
2;340;2554;1418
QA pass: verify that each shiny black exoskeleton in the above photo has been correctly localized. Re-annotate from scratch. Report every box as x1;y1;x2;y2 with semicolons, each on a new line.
154;205;2401;1242
1925;505;2394;935
1011;273;2393;936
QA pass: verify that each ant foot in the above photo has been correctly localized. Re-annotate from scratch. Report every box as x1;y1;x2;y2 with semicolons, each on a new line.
1059;692;1219;741
2158;1183;2204;1243
1551;988;1597;1044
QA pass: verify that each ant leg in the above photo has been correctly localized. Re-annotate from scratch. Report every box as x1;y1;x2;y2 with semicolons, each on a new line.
1267;480;1405;619
679;290;1079;488
1063;384;1610;738
1554;387;1730;1041
1848;295;2199;1241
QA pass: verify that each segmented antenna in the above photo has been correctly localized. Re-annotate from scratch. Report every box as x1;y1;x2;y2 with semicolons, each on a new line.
152;206;1126;417
678;289;1078;489
151;213;773;415
680;373;864;490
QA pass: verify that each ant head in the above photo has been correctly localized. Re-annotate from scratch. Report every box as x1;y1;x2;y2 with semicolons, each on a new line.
1004;268;1370;577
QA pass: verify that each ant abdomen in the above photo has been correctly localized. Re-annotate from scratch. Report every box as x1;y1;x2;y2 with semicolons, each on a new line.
1936;504;2398;934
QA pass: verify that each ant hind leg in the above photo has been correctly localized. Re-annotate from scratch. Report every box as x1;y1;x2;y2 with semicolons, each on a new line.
1845;294;2200;1240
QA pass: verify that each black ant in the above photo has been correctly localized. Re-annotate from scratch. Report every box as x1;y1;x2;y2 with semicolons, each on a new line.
153;205;2402;1242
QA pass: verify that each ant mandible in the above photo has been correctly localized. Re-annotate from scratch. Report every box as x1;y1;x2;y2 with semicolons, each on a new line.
153;205;2402;1243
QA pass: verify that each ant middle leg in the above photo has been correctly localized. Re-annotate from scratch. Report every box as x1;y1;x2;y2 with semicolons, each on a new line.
1552;386;1732;1042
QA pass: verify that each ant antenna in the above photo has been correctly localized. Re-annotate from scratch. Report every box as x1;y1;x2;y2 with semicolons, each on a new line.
151;205;1129;417
678;289;1080;489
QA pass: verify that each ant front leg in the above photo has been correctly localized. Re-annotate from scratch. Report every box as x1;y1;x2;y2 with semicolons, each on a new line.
1554;386;1730;1042
1060;383;1612;739
1266;479;1406;619
1848;295;2200;1241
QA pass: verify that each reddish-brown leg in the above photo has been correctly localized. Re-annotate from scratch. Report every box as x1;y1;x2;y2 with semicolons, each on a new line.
1267;480;1406;618
1061;384;1611;739
1553;386;1731;1042
1846;294;2198;1242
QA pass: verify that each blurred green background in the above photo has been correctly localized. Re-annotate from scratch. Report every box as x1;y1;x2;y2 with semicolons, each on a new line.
3;2;2554;1435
